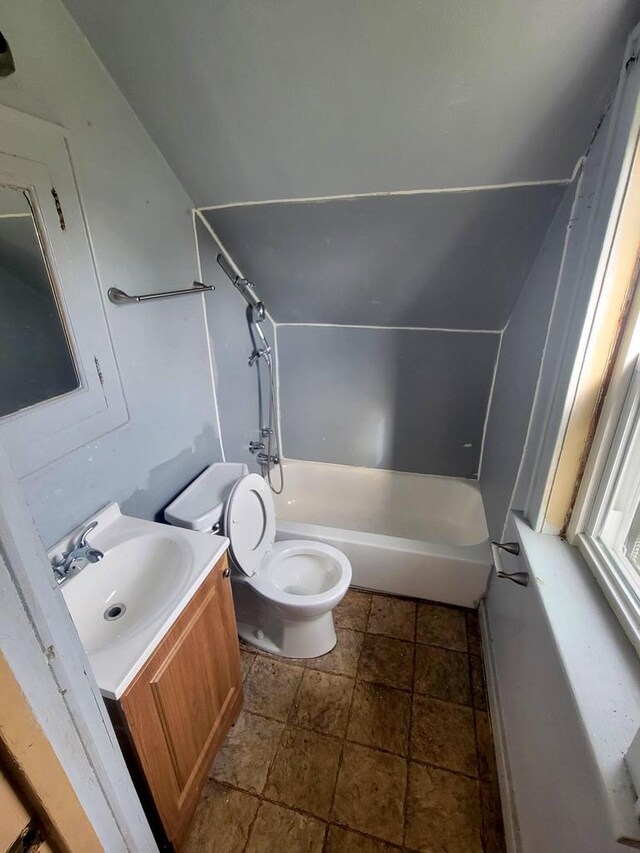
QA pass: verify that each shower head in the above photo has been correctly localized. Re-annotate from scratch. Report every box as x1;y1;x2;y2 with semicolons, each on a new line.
216;253;266;319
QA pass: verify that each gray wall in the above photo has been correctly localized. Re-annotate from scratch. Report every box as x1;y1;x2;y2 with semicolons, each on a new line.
514;110;615;521
1;0;222;546
62;0;638;205
278;325;499;477
203;185;564;329
480;101;611;541
196;217;277;471
480;179;578;539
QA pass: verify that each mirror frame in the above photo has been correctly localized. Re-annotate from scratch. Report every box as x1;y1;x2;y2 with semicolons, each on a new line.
0;105;128;477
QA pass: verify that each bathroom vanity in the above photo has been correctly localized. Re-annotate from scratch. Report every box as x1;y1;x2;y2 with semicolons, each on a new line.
105;552;242;849
50;504;243;850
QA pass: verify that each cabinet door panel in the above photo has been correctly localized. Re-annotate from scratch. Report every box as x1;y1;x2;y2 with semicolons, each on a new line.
150;581;235;792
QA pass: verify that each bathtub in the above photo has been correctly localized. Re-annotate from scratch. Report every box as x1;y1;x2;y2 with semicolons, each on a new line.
273;459;491;608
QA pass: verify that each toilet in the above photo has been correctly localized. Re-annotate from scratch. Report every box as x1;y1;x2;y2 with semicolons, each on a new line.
165;463;352;658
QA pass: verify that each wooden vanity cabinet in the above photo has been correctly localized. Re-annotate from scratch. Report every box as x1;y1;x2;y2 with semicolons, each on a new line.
105;553;243;850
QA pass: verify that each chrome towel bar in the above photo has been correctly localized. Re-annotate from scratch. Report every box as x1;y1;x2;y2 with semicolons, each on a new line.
107;281;214;304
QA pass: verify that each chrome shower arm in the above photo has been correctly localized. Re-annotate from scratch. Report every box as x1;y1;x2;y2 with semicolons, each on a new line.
216;253;265;319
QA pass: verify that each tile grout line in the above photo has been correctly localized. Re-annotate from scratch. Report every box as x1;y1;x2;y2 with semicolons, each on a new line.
402;605;419;848
326;823;403;851
213;777;329;842
238;787;260;853
322;611;368;850
285;657;311;728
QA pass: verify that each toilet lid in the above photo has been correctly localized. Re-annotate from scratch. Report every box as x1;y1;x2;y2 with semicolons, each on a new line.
224;473;276;577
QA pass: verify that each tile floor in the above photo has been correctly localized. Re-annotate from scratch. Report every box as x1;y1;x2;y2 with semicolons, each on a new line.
186;589;506;853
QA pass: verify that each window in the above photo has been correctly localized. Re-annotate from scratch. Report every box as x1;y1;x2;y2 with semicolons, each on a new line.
0;105;127;476
577;355;640;653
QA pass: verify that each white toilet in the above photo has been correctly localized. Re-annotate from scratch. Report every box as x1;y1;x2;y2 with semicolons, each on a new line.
165;463;352;658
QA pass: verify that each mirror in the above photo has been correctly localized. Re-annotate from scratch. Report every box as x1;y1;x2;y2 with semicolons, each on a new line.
0;185;79;417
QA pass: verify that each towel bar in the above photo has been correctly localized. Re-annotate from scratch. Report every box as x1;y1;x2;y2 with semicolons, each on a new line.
107;281;214;304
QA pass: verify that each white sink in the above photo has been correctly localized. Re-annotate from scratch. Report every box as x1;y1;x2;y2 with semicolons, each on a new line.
50;503;229;699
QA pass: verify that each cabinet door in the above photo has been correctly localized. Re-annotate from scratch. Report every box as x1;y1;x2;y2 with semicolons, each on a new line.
121;555;242;845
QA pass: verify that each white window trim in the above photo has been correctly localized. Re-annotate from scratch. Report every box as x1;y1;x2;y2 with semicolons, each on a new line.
576;357;640;655
0;104;128;477
566;44;640;654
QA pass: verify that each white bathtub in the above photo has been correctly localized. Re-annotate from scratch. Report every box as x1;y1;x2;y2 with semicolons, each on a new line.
274;459;491;608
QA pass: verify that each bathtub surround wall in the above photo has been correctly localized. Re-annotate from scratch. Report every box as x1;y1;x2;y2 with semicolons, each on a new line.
480;177;580;539
0;0;224;545
480;102;612;541
277;325;499;477
202;186;565;328
203;184;563;478
194;215;278;472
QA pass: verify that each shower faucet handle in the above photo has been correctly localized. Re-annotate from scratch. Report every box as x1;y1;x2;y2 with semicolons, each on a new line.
249;441;265;454
257;452;280;465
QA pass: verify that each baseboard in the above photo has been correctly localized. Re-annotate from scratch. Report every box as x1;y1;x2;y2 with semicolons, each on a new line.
479;599;522;853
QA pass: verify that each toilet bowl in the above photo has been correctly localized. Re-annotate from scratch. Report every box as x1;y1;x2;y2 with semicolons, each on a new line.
165;463;352;658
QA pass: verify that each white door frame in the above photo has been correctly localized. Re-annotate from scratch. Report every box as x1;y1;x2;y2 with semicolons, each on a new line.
0;438;156;851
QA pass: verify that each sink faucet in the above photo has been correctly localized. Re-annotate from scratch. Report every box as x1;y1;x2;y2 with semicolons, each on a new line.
52;520;104;585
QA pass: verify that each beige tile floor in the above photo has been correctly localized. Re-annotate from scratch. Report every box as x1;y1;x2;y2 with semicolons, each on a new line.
186;590;506;853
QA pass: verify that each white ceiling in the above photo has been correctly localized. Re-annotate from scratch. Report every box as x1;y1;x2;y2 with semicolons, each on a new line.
62;0;640;207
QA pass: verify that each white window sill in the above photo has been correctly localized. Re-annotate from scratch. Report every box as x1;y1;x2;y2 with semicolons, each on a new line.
514;513;640;847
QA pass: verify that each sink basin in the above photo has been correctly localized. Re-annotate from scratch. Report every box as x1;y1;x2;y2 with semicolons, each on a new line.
63;534;191;655
50;502;229;699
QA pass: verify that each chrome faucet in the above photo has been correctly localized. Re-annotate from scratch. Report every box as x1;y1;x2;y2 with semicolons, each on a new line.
51;520;104;585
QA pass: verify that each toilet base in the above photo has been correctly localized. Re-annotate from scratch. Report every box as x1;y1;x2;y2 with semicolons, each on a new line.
236;613;336;659
232;579;338;658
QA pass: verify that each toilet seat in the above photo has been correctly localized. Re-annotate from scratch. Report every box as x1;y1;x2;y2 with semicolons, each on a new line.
224;473;276;577
251;540;351;608
225;474;349;607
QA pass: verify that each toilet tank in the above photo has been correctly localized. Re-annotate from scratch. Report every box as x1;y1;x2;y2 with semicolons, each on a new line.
164;462;249;531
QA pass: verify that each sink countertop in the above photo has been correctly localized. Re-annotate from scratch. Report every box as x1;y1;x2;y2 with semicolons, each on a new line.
49;502;229;700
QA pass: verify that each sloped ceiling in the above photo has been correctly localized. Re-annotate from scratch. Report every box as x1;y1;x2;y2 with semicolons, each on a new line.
203;183;564;328
63;0;638;205
62;0;639;327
